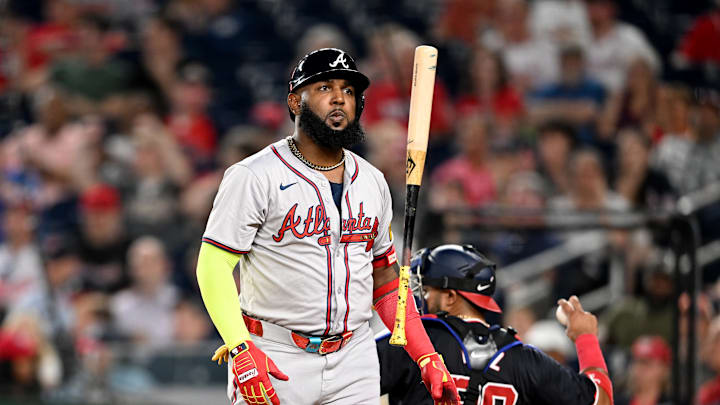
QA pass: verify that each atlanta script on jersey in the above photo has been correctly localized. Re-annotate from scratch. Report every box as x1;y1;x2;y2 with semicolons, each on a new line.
202;138;397;336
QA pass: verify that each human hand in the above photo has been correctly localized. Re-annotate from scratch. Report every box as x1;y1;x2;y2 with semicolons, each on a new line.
557;295;598;342
230;341;289;405
417;352;461;405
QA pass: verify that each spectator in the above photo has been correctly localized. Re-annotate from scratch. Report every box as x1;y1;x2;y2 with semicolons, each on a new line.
430;115;496;209
491;171;559;266
550;148;628;299
296;24;353;59
69;291;115;391
125;115;191;245
536;120;576;196
166;60;217;171
481;0;558;91
432;0;497;45
173;0;275;126
524;319;575;366
600;58;659;138
140;17;184;100
362;24;454;136
18;0;81;92
697;317;720;405
504;306;537;340
653;86;720;195
530;0;591;47
529;44;606;144
110;236;178;349
363;120;407;198
652;85;695;190
614;128;675;210
455;46;525;137
16;89;102;209
550;148;627;212
49;13;133;115
680;96;720;194
8;234;83;341
0;202;43;316
603;265;674;350
173;297;212;345
77;184;130;293
0;313;60;396
674;3;720;67
616;336;672;405
584;0;660;92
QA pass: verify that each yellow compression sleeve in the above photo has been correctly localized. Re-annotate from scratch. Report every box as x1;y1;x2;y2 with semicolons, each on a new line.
196;242;251;348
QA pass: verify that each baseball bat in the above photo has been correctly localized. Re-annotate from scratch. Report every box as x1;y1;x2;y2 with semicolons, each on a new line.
389;45;437;347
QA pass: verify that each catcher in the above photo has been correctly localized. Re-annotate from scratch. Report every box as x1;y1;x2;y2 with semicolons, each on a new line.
376;244;614;405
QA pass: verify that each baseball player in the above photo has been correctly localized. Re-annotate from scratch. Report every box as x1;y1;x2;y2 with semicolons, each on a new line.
196;48;460;405
377;244;614;405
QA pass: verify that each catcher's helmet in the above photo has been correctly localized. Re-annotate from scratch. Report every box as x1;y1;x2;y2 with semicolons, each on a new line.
287;48;370;121
411;244;502;313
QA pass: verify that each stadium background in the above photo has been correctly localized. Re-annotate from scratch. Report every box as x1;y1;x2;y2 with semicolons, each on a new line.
1;0;720;403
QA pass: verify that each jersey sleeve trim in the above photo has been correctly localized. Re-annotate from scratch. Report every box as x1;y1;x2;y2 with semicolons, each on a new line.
201;237;249;254
588;377;600;405
372;245;397;268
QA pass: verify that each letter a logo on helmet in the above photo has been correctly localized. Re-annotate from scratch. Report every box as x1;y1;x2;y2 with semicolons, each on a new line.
329;51;349;69
287;48;370;121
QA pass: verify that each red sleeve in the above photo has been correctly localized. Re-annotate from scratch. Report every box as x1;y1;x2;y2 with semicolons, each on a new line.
373;280;435;362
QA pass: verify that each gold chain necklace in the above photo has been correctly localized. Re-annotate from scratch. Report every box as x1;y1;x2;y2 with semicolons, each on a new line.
287;136;345;171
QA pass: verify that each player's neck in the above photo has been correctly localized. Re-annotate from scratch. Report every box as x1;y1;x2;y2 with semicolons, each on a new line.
455;311;488;325
292;132;345;182
293;132;344;167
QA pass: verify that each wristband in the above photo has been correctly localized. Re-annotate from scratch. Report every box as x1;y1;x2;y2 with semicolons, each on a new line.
575;334;612;403
575;334;607;372
373;278;399;301
229;341;249;358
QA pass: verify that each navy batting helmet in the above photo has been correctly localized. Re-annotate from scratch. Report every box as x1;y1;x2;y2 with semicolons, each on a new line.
411;244;501;313
287;48;370;121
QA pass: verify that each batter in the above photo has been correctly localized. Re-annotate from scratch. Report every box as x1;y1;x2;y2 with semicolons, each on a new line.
196;48;460;405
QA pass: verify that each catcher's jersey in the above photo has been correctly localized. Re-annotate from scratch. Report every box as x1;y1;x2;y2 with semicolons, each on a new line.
203;138;397;336
377;315;600;405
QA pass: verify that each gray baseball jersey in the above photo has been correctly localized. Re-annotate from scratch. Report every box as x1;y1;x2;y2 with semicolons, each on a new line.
202;138;397;336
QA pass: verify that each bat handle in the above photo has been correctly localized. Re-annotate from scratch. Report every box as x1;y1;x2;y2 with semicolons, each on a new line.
389;265;410;346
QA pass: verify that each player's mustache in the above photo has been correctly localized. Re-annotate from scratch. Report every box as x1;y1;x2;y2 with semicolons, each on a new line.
327;109;346;118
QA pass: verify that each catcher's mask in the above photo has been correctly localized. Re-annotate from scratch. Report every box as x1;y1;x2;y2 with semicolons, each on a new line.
410;244;501;315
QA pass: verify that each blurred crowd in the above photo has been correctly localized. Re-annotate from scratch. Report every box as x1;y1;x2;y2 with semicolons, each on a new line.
1;0;720;403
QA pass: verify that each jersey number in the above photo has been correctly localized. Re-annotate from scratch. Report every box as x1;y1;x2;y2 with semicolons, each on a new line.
477;382;518;405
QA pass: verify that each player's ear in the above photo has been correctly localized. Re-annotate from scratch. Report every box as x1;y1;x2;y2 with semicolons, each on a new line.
287;92;301;116
444;289;458;306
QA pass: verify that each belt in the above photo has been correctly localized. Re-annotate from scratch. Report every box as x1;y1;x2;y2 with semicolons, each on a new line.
242;314;354;356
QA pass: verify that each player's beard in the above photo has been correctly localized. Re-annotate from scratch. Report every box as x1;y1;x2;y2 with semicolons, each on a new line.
298;102;365;150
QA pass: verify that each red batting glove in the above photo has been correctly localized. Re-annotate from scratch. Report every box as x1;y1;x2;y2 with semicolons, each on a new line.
417;352;461;405
230;340;289;405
